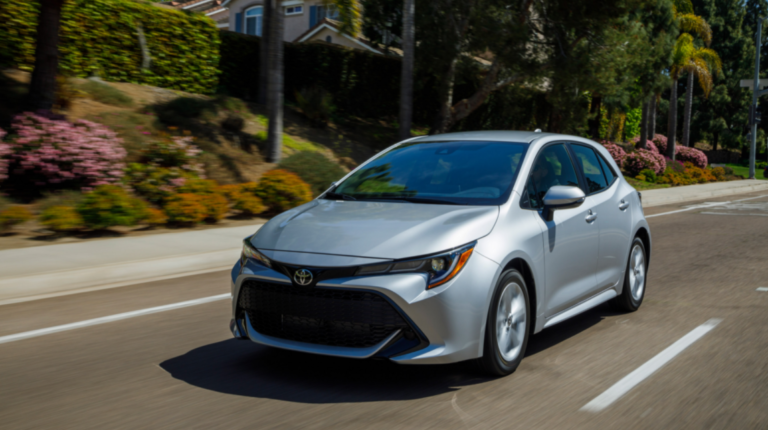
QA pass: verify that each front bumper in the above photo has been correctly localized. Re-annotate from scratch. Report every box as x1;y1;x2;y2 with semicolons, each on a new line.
230;251;500;364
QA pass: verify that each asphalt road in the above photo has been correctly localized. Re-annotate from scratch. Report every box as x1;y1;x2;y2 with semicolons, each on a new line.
2;191;768;429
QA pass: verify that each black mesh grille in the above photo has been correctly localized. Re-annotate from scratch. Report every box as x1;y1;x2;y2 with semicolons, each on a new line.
239;280;409;348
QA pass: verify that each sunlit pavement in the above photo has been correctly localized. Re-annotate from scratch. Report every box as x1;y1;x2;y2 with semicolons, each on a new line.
1;192;768;429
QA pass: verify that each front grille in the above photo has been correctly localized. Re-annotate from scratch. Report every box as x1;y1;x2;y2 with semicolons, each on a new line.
239;280;410;348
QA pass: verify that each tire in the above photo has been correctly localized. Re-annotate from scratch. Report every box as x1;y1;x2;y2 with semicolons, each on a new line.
477;269;530;377
611;237;647;312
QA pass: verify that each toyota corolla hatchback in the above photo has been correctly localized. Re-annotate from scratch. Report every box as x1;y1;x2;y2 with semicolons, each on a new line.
230;131;651;376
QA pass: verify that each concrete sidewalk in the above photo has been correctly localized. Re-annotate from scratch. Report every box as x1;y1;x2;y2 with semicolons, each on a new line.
1;179;767;305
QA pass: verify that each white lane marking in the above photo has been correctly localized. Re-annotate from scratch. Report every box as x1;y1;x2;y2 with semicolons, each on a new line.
757;287;768;292
647;194;768;218
580;318;722;413
0;294;231;345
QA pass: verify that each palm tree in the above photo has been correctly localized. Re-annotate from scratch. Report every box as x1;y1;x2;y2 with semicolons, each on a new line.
398;0;415;141
666;1;713;160
677;35;721;148
264;0;361;162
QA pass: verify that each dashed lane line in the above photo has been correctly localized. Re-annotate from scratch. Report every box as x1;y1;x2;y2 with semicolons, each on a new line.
0;294;231;345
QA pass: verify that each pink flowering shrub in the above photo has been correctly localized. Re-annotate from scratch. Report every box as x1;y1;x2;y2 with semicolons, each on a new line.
0;128;9;182
4;113;126;191
601;142;628;168
624;149;666;176
631;137;659;154
652;134;668;154
675;146;708;168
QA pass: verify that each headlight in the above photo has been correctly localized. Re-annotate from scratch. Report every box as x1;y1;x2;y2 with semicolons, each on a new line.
241;238;271;268
356;243;475;290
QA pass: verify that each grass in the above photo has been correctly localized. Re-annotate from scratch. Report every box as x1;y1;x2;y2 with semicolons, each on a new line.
725;164;767;180
77;80;134;107
624;176;671;191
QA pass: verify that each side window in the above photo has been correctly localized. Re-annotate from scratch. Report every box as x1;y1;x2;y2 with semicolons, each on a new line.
571;145;608;194
524;144;580;209
597;153;616;184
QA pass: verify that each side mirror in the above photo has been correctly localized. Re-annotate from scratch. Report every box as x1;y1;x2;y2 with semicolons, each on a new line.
542;186;586;222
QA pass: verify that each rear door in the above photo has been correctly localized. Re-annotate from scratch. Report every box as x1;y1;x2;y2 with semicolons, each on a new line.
521;143;600;317
569;143;632;290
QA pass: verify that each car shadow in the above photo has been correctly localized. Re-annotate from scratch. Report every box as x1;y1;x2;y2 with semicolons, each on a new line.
160;303;618;403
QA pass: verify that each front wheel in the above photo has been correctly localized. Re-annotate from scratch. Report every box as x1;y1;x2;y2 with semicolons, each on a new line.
477;269;530;376
612;237;647;312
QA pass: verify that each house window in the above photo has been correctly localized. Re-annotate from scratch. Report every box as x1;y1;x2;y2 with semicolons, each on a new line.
285;5;303;15
245;6;263;36
325;35;332;43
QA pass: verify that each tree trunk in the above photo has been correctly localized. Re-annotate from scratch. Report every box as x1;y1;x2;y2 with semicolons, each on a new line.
649;94;657;140
28;0;66;111
588;95;602;140
266;0;284;163
638;99;649;149
666;78;678;160
431;56;457;135
398;0;415;141
682;72;694;147
712;132;719;152
258;0;272;104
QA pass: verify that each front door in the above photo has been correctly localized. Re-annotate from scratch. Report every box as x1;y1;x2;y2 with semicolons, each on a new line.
522;143;600;317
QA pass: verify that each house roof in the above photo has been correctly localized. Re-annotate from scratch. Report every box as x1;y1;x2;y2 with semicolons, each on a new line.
294;19;394;56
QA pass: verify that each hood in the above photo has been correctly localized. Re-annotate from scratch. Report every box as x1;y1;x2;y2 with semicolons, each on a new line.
251;200;499;260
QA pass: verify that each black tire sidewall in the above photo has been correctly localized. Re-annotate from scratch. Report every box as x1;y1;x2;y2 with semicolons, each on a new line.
482;269;530;376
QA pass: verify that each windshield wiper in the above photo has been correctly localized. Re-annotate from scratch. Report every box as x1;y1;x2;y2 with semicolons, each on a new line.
361;196;460;205
325;192;357;201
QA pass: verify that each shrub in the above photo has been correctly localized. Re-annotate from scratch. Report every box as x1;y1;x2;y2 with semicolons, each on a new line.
139;136;204;172
0;0;220;94
78;80;134;107
0;127;9;182
37;190;85;211
144;207;168;227
278;152;346;196
0;206;33;231
154;97;218;125
631;137;659;154
55;76;83;110
76;185;147;229
711;167;726;181
624;149;666;176
638;168;657;183
163;193;207;224
40;206;83;232
123;163;197;204
200;193;228;222
665;158;686;173
254;170;313;212
652;134;669;154
4;113;126;192
295;86;335;126
601;142;627;168
675;146;708;168
177;178;219;195
221;115;245;133
217;184;267;216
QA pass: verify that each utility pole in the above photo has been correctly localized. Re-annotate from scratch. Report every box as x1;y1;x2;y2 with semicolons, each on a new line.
750;19;764;179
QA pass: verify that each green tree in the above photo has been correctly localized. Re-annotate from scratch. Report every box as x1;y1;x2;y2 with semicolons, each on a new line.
676;33;722;148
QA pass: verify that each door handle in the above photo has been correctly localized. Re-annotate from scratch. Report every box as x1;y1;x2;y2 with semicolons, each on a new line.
585;210;598;223
619;200;630;211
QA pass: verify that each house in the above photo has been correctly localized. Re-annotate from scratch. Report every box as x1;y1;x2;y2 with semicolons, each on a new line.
295;18;396;55
166;0;230;29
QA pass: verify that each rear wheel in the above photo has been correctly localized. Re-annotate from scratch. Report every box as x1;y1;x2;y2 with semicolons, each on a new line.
477;270;530;376
612;237;646;312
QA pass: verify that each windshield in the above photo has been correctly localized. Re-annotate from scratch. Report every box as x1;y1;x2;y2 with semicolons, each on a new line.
330;140;528;205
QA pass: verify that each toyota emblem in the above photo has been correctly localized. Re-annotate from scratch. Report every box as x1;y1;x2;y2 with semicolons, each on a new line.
294;269;313;286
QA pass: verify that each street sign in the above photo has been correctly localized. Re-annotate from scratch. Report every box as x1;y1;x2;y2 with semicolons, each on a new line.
740;79;768;89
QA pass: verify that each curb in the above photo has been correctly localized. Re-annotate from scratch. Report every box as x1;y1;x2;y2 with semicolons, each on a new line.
641;180;768;208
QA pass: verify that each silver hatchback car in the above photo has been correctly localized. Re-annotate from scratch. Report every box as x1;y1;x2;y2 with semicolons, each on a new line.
230;131;651;376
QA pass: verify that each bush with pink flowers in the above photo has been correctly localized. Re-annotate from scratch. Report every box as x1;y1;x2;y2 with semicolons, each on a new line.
652;134;669;154
3;113;126;192
624;149;666;176
601;142;628;168
631;137;659;154
675;146;708;168
0;128;9;182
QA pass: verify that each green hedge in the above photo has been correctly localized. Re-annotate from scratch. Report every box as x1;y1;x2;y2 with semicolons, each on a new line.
0;0;220;94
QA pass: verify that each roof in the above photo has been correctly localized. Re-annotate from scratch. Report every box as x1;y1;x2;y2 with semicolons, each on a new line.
412;131;553;144
294;19;393;56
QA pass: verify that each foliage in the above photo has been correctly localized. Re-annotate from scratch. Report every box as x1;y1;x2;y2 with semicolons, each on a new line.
0;0;220;94
637;168;658;183
163;193;207;224
652;134;669;154
657;161;722;185
624;149;667;176
601;142;628;168
217;184;266;216
76;185;147;229
123;163;198;204
4;113;126;193
631;137;660;153
254;170;313;213
675;145;708;168
623;107;643;140
0;128;9;182
37;190;84;211
295;86;335;127
277;152;346;196
0;206;33;231
199;193;228;222
153;97;219;125
176;178;218;195
144;207;168;226
55;76;84;110
78;80;134;107
138;136;204;173
39;206;83;232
